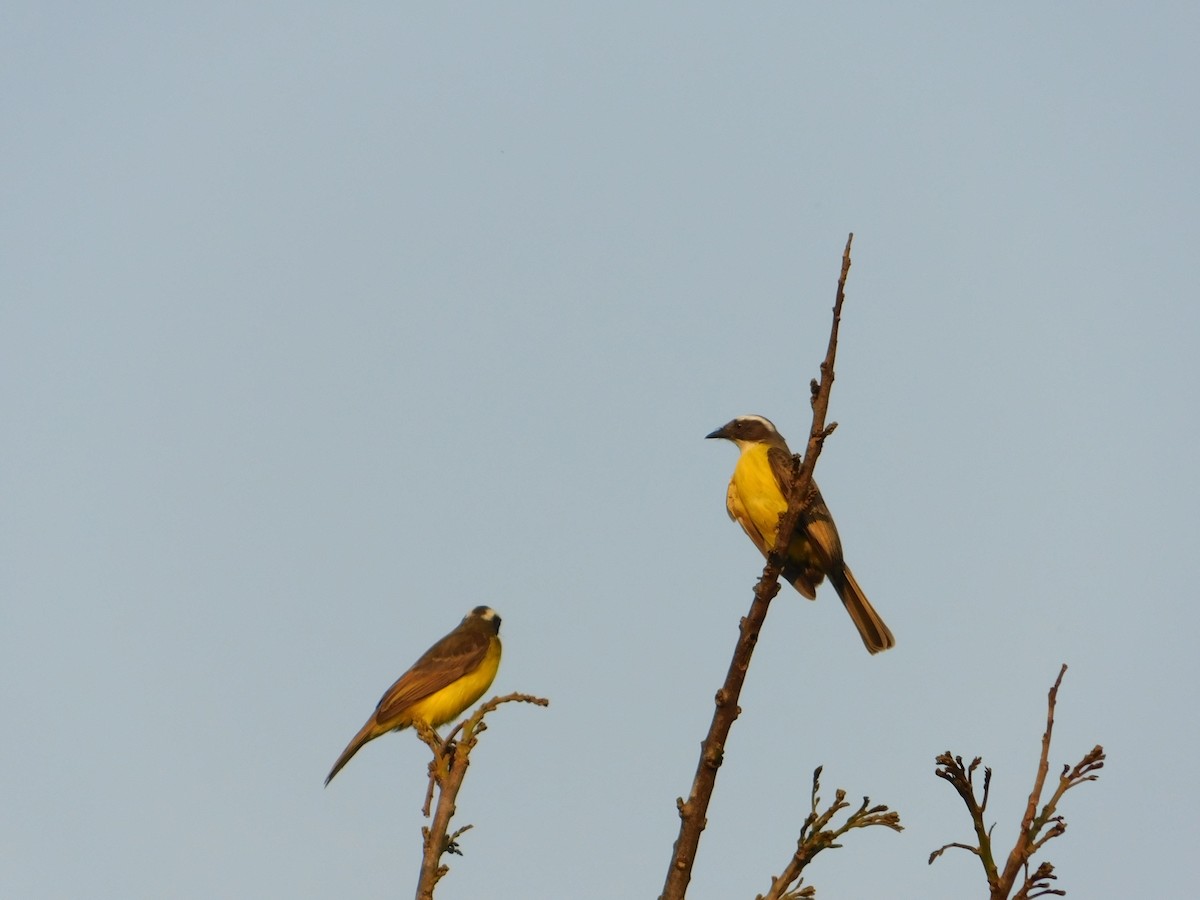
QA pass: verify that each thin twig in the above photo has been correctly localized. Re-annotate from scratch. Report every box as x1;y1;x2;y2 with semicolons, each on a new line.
998;666;1069;892
758;767;902;900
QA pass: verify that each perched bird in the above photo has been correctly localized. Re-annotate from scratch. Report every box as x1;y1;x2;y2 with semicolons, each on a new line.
325;606;502;786
706;415;894;654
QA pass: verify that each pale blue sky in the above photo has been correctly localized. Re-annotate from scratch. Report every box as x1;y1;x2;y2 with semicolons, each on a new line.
3;4;1198;898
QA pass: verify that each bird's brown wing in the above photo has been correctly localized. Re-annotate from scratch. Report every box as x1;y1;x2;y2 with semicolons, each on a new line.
800;487;844;570
765;445;795;498
765;446;847;598
765;446;844;566
374;628;491;723
765;446;894;653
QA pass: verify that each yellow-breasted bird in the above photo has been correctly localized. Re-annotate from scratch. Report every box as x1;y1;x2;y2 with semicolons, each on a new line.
325;606;502;785
706;415;895;654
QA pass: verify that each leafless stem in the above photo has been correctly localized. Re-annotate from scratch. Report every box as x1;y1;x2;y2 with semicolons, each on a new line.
758;767;903;900
414;692;549;900
929;665;1104;900
660;236;855;900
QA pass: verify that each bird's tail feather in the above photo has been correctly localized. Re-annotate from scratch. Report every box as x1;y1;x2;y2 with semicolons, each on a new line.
828;565;895;655
325;719;380;787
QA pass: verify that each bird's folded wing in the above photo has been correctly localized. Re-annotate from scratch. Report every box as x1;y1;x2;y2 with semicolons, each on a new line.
375;630;491;720
767;446;844;568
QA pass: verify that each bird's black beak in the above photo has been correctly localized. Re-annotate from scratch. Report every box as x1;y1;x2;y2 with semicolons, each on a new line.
706;423;732;440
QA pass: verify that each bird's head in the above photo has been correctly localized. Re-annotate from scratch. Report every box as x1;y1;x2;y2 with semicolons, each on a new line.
705;415;789;452
465;606;501;633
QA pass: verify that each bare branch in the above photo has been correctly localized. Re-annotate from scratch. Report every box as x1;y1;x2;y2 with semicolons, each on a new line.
661;235;856;900
931;753;998;879
414;693;549;900
758;767;902;900
929;841;982;863
929;666;1104;900
1014;861;1064;900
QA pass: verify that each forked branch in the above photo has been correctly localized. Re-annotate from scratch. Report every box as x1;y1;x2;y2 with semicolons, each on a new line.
929;665;1104;900
414;692;549;900
758;767;903;900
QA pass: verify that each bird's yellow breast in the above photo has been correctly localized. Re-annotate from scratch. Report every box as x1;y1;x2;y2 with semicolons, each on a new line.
406;637;502;729
729;443;788;550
